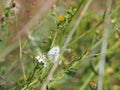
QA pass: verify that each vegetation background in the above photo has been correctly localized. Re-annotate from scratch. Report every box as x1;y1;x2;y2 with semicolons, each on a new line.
0;0;120;90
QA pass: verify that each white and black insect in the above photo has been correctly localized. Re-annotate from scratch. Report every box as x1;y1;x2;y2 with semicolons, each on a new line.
47;46;60;62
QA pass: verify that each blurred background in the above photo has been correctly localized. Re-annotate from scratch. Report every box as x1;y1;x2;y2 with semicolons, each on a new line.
0;0;120;90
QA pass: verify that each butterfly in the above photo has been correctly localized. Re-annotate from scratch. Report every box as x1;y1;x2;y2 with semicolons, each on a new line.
47;46;60;62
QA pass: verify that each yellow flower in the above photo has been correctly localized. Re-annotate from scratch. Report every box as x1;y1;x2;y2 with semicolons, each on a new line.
58;16;64;22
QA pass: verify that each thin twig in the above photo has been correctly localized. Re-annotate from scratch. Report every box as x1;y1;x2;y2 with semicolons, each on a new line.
41;0;93;90
97;0;112;90
19;37;27;82
62;0;93;51
15;11;26;83
79;38;120;90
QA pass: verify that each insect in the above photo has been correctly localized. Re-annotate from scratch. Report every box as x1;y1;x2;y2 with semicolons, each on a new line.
47;46;60;62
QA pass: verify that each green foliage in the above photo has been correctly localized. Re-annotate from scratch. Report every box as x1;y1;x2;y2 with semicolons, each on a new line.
0;0;120;90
